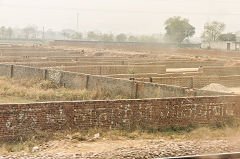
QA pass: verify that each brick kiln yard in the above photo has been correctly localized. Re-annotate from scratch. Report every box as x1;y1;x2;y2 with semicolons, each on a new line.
0;41;240;158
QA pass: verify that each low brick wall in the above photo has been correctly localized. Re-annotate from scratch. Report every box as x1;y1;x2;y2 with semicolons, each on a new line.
200;66;240;76
53;65;166;75
134;61;224;68
108;72;202;79
193;75;240;88
0;95;239;140
136;77;193;88
135;75;240;89
0;64;193;98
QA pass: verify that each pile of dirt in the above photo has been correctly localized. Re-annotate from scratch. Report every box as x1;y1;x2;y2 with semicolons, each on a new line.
200;83;232;93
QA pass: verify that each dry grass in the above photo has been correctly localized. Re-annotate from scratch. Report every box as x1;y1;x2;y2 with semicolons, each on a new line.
0;118;239;156
2;119;240;154
0;77;129;103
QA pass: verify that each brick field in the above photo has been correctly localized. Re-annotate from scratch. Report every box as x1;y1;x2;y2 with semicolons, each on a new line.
0;42;240;158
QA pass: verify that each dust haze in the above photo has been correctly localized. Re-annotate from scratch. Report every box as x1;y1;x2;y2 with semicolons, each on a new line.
1;0;240;36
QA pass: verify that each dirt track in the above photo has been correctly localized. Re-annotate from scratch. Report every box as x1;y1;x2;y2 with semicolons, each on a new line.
1;139;240;159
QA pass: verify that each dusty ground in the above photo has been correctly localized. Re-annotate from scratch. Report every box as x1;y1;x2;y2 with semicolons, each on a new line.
1;138;240;159
1;125;240;158
53;43;240;61
1;43;240;158
230;88;240;94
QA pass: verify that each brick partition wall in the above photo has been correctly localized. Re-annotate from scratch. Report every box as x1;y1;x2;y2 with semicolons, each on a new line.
136;77;193;88
134;61;224;68
200;66;240;76
53;65;166;75
135;75;240;89
0;64;196;98
0;95;239;140
0;64;230;98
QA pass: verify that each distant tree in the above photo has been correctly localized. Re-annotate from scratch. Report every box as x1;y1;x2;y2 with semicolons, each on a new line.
128;35;139;42
61;29;75;39
218;33;236;41
100;33;114;42
45;29;56;39
87;31;100;41
0;26;6;39
23;26;37;39
138;35;158;43
116;33;127;42
72;32;82;40
62;31;68;39
6;27;13;39
164;16;195;44
201;21;225;43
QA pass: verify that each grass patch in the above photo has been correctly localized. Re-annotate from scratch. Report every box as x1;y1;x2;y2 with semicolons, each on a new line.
72;134;88;141
0;77;131;103
5;144;25;152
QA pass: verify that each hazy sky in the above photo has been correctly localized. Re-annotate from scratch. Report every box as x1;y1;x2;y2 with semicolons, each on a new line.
0;0;240;36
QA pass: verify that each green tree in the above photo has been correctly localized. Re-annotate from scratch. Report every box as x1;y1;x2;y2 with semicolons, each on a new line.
116;33;127;42
23;26;37;39
100;33;114;42
164;16;195;44
72;32;82;40
128;35;139;42
87;31;100;41
201;21;225;43
6;27;13;39
218;33;236;41
138;35;158;43
61;29;76;39
0;26;6;39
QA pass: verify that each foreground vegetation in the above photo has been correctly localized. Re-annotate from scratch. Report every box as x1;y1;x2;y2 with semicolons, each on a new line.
1;119;240;154
0;77;128;103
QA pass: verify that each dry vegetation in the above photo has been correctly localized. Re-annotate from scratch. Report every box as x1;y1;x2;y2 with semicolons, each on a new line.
1;44;240;158
0;77;129;103
1;119;240;155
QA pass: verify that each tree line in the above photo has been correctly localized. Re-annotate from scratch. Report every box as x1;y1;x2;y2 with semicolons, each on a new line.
164;16;236;44
0;17;237;44
0;26;162;43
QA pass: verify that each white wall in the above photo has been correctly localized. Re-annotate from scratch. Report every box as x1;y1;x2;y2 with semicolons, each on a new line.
201;41;236;51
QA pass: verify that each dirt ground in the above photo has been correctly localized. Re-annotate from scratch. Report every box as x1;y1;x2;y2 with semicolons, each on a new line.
229;87;240;94
1;43;240;158
1;136;240;158
53;43;240;61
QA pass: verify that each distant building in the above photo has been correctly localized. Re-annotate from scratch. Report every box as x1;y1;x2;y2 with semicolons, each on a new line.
201;32;240;51
201;41;240;51
236;31;240;42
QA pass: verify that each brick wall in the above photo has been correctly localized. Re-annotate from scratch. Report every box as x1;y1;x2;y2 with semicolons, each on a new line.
200;66;240;76
193;75;240;88
0;64;12;78
134;61;224;68
109;72;202;79
138;77;193;88
54;65;166;75
0;95;239;140
0;64;194;98
12;65;45;80
135;75;240;89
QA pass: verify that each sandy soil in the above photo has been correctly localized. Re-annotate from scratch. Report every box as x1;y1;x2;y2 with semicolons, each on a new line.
1;138;240;158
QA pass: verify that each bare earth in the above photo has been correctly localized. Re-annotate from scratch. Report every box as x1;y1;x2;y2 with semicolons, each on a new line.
1;44;240;158
1;138;240;159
